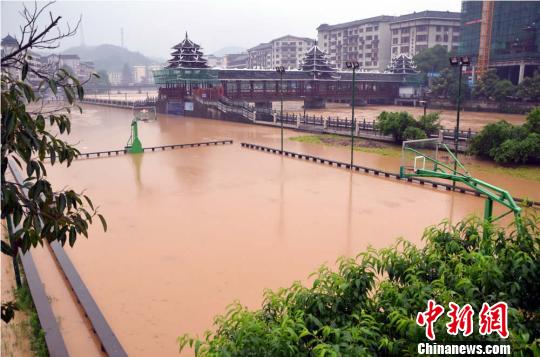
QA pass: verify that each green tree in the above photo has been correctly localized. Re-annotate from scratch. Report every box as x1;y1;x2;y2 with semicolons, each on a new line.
402;126;427;140
431;67;471;104
516;71;540;102
525;107;540;134
417;112;442;136
492;80;516;102
1;2;106;322
376;111;441;143
413;45;452;75
376;111;416;143
472;69;500;100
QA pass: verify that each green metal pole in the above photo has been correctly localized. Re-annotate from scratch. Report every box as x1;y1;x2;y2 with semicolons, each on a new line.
484;198;494;222
280;72;284;153
350;68;356;168
129;120;143;154
452;64;463;190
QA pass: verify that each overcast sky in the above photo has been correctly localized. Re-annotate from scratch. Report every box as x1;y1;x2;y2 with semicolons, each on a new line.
1;0;461;58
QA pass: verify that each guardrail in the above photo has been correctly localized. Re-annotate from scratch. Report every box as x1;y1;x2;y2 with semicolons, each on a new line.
240;142;540;208
66;140;234;160
7;161;127;356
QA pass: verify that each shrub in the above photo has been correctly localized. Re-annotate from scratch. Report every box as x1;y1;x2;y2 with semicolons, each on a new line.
469;121;515;158
525;107;540;134
376;111;416;143
469;107;540;164
376;111;441;143
417;113;441;136
492;134;540;164
179;214;540;356
403;126;427;141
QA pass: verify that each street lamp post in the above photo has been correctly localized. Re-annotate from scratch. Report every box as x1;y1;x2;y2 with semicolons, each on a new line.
449;55;470;189
346;61;360;169
276;66;286;153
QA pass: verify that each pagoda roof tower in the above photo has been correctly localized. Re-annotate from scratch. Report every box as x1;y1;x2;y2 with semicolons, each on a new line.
300;45;337;78
167;32;209;69
386;54;418;74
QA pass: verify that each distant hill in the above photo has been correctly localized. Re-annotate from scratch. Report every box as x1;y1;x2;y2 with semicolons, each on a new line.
62;44;160;72
211;46;247;57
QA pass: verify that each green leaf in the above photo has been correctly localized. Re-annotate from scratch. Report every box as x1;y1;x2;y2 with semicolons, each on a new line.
98;214;107;232
1;241;13;256
49;79;57;95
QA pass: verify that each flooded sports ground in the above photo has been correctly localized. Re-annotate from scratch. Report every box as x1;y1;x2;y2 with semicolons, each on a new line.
18;104;536;356
3;1;540;355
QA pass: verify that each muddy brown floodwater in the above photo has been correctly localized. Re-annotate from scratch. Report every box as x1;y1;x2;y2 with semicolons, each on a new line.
41;104;538;356
276;101;527;131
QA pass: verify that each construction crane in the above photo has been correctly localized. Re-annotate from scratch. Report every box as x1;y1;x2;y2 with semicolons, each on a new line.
476;1;495;78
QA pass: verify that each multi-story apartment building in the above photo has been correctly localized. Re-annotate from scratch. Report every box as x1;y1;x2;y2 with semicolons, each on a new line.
317;16;394;71
389;11;461;58
460;1;540;84
247;42;272;69
247;35;316;69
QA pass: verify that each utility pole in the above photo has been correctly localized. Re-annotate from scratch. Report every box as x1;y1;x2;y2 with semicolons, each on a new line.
449;55;470;190
346;61;360;168
276;66;286;152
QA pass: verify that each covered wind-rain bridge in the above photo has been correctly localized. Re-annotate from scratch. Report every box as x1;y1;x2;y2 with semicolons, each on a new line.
153;34;421;115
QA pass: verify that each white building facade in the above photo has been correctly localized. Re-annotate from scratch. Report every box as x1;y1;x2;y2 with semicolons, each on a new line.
247;35;316;69
389;11;460;58
317;16;394;72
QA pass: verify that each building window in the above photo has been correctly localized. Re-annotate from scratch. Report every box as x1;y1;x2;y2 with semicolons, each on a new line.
417;25;427;32
366;44;372;49
435;35;442;42
366;27;372;32
401;28;410;34
400;46;409;53
354;29;357;34
324;35;328;39
416;35;427;42
375;26;379;31
392;29;398;35
401;37;409;43
366;35;372;41
359;28;363;33
374;35;378;40
452;36;459;42
392;38;398;44
444;26;449;31
436;26;441;32
392;47;398;54
366;52;371;57
365;62;372;66
443;34;449;42
357;53;363;58
372;61;377;66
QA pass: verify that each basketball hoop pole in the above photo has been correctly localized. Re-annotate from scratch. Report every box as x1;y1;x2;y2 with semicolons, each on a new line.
126;119;143;154
400;141;523;235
